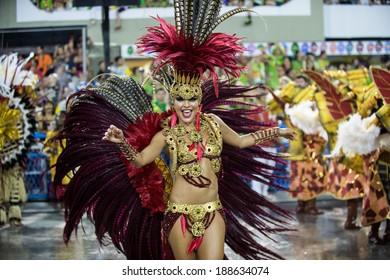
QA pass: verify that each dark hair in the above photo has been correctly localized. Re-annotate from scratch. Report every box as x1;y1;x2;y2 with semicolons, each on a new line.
295;74;309;84
380;55;389;64
306;52;315;58
42;100;55;116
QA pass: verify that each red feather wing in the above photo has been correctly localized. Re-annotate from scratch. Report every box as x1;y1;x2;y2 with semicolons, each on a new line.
371;67;390;104
121;111;171;215
305;70;353;120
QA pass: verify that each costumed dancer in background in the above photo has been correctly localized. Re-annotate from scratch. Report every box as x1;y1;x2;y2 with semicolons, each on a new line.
331;67;390;244
51;0;296;260
270;75;327;214
0;53;37;226
284;75;328;215
305;70;365;230
370;67;390;243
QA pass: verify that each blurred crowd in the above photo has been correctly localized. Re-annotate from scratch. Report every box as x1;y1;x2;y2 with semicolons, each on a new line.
237;44;390;92
25;35;91;137
324;0;390;4
20;35;172;143
226;0;290;5
31;0;291;12
31;0;291;28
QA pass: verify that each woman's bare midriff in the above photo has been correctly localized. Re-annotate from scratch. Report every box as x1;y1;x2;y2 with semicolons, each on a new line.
168;160;219;204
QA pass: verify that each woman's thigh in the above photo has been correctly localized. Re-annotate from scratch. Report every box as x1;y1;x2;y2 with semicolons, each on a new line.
196;211;226;260
167;217;196;260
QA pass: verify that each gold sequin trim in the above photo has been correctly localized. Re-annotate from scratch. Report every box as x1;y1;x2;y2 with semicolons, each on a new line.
165;199;222;222
210;158;221;173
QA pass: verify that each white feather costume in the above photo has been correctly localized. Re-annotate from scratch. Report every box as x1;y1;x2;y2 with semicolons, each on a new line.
285;100;328;141
331;113;381;158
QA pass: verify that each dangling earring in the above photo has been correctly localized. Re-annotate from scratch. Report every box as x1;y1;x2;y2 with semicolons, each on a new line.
170;110;177;128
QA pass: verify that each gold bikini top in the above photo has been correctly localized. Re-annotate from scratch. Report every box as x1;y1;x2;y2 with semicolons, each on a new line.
161;113;223;187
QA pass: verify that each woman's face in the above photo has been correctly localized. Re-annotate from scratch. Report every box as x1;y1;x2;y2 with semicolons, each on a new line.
44;102;54;115
284;57;291;67
174;96;199;125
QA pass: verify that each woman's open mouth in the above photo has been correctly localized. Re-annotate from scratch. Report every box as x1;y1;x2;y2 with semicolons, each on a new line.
182;109;193;119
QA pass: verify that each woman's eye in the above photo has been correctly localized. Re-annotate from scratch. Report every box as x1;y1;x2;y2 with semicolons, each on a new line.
176;97;184;102
189;97;197;102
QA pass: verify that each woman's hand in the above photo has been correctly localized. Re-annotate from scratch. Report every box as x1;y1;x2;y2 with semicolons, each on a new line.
279;128;297;141
102;125;124;143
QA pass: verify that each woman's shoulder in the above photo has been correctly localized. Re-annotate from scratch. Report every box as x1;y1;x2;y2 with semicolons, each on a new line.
203;113;222;125
203;112;216;119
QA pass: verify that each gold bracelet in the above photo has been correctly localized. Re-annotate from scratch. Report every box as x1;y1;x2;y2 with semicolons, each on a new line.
251;127;279;145
117;139;139;162
250;132;257;143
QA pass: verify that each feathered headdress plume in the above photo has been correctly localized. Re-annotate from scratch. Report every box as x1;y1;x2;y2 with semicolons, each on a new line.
137;0;251;99
0;53;37;170
371;67;390;105
370;67;390;132
305;70;353;121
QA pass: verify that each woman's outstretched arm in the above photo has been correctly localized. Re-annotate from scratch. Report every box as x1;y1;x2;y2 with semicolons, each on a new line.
102;125;166;168
210;114;296;149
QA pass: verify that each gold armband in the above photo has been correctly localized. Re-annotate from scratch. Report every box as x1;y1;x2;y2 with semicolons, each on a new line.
250;127;279;145
117;139;139;162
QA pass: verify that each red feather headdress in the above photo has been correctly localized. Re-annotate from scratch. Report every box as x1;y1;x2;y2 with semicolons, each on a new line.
137;1;251;99
371;67;390;105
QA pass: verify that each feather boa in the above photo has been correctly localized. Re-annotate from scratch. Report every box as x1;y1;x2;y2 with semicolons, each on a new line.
331;113;380;158
285;100;328;141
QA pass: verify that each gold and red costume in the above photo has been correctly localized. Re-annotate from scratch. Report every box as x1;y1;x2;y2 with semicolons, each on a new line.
305;70;366;229
325;68;390;243
51;0;293;260
289;133;328;201
270;81;328;214
359;68;390;242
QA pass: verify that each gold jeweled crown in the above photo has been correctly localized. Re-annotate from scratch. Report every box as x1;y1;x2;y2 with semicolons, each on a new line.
170;70;202;102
